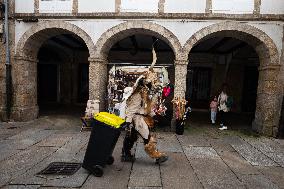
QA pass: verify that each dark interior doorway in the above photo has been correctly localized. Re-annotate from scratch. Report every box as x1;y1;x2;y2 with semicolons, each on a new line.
186;67;212;109
37;33;89;116
278;96;284;138
186;35;260;128
242;66;259;112
38;64;58;103
78;64;89;103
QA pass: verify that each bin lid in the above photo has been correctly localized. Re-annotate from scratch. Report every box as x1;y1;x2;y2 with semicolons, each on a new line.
94;112;125;128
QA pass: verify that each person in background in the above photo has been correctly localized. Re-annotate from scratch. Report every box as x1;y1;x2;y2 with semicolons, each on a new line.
209;96;218;125
218;84;229;130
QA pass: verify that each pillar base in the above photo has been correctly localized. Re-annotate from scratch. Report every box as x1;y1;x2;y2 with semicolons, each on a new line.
252;120;278;137
11;105;39;121
0;107;7;122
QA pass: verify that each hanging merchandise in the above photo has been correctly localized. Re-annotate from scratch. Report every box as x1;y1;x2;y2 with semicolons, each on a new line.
172;97;191;135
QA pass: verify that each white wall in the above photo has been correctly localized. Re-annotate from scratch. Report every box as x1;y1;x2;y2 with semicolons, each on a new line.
120;0;159;13
14;20;283;59
69;20;124;45
153;20;217;46
15;21;35;53
39;0;73;13
248;23;283;56
260;0;284;14
78;0;115;13
164;0;206;13
212;0;254;14
15;0;34;13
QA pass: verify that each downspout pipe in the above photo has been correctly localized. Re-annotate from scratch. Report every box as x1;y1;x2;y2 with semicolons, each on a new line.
4;0;12;120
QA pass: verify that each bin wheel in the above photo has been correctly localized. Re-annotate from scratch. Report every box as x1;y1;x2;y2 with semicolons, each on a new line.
107;156;114;165
93;165;103;177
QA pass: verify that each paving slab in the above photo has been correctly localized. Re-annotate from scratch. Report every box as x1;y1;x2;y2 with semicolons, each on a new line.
7;128;43;140
0;140;21;161
0;146;57;187
257;166;284;189
128;187;162;189
10;133;89;187
183;146;245;189
272;138;284;147
243;137;283;153
239;174;280;189
209;138;235;153
189;158;245;189
36;133;73;147
82;135;132;189
229;137;277;166
2;185;41;189
219;151;259;175
160;152;203;189
183;146;219;159
264;152;284;167
128;141;161;188
156;133;183;153
0;129;54;152
177;135;211;147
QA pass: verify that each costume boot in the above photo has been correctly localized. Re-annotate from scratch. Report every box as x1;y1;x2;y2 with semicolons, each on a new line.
121;128;137;162
144;136;168;164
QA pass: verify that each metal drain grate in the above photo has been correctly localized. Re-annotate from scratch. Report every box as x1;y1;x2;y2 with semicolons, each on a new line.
37;162;82;175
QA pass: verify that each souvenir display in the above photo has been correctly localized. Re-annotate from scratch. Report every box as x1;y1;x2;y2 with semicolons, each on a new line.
172;97;191;135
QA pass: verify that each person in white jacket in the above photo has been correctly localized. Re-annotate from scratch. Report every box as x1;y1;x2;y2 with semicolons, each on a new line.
218;84;229;130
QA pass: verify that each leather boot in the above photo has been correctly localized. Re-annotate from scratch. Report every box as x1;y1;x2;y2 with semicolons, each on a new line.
144;136;168;164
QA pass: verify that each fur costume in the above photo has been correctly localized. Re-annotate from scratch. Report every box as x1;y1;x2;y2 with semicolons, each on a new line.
121;46;168;163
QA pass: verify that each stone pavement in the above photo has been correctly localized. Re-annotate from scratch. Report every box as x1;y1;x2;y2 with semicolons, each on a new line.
0;115;284;189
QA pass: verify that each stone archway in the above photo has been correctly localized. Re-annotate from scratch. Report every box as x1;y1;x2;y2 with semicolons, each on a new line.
182;21;281;136
13;21;95;121
89;21;183;110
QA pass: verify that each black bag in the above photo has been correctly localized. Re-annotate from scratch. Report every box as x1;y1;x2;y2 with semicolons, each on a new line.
175;119;184;135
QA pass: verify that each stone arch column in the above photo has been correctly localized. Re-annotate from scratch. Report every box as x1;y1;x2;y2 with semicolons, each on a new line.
182;21;281;136
254;65;281;136
11;55;39;121
14;21;95;121
174;59;188;98
88;57;108;111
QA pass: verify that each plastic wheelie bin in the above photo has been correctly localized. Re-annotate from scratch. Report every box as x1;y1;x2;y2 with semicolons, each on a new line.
82;112;125;177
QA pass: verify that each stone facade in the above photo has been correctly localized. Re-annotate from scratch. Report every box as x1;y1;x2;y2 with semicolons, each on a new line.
1;1;283;136
0;19;6;121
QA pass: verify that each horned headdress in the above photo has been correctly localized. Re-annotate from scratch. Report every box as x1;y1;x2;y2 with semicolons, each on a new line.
134;40;161;90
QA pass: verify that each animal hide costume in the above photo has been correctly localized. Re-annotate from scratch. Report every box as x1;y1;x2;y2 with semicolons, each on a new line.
121;47;168;164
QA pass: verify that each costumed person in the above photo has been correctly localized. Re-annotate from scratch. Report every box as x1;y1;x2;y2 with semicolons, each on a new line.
121;45;168;164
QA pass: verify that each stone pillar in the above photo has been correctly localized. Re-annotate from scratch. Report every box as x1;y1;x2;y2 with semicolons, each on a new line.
174;59;188;98
11;55;39;121
158;0;165;14
171;59;188;131
205;0;212;14
253;0;261;15
88;57;108;111
253;64;282;137
0;39;6;121
72;0;78;14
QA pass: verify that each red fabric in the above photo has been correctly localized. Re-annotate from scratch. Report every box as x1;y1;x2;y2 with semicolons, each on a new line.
162;87;171;98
